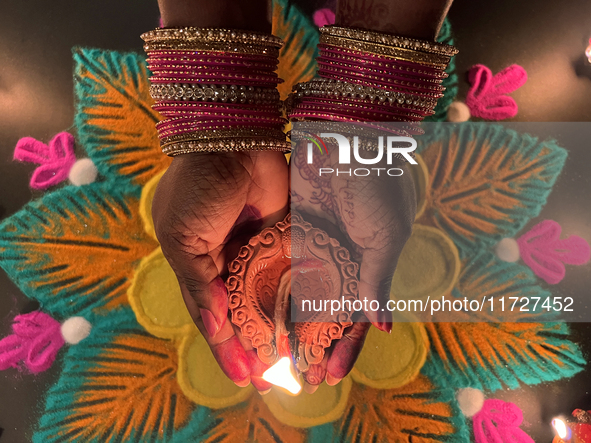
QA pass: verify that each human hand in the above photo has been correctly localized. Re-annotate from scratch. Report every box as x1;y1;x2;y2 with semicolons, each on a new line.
290;138;417;391
152;151;288;390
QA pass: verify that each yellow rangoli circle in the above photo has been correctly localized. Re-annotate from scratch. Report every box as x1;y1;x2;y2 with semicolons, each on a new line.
128;248;194;339
350;322;428;389
391;224;460;303
261;376;352;428
409;154;429;221
177;333;254;409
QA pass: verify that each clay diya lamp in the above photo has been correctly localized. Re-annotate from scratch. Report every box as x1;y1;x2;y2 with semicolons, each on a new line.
552;410;591;443
226;213;359;392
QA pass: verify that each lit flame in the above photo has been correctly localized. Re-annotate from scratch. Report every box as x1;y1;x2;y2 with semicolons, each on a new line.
262;357;302;395
552;418;568;439
586;38;591;63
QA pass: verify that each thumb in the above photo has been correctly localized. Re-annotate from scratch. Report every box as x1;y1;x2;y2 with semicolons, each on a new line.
358;247;399;333
168;248;229;338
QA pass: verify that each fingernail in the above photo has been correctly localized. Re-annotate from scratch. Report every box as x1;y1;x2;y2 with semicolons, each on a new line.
304;383;319;394
378;322;393;334
373;321;387;333
379;308;392;325
234;376;251;388
200;308;219;337
258;388;271;395
326;372;342;386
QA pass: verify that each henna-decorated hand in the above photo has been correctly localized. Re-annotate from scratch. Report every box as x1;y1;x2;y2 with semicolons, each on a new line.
152;151;288;391
290;140;417;392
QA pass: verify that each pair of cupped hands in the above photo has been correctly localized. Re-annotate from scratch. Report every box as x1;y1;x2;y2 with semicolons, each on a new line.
152;145;416;394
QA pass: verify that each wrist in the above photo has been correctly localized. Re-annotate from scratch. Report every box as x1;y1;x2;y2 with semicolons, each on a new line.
335;0;453;40
143;26;288;157
171;149;284;171
158;0;271;33
172;150;248;166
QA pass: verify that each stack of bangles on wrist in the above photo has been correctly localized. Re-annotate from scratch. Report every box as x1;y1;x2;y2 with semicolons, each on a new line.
286;25;458;137
143;25;457;154
142;27;290;155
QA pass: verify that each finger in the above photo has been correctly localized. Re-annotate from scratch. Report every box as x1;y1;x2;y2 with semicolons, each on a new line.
179;280;251;386
303;381;319;394
330;159;415;332
195;313;251;387
358;248;397;332
168;248;228;338
334;189;399;331
303;354;328;394
246;349;273;393
234;325;273;393
326;322;371;385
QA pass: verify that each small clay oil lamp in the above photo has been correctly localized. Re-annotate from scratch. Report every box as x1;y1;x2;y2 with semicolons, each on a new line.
226;213;359;394
553;410;591;443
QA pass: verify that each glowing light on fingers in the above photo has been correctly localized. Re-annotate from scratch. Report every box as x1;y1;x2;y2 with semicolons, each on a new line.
262;357;302;395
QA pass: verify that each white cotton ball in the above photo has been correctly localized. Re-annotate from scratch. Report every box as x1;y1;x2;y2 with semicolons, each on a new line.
495;238;521;262
61;317;92;344
457;388;485;418
69;158;98;186
446;101;471;122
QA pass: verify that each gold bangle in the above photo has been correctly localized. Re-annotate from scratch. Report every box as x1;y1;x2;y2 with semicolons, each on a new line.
319;48;449;78
320;26;458;57
155;110;283;120
150;77;282;87
150;83;280;104
315;67;445;93
141;27;283;48
287;96;435;118
143;41;280;57
152;101;281;112
162;138;291;156
289;102;427;122
290;121;421;137
317;59;445;84
156;120;286;135
145;51;279;62
159;128;287;145
149;69;278;79
319;35;450;68
299;77;443;99
291;79;438;109
291;120;421;135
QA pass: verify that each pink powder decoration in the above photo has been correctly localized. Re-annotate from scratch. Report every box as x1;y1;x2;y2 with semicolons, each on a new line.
313;8;336;27
517;220;591;285
0;311;65;373
13;132;77;190
466;64;527;120
473;399;534;443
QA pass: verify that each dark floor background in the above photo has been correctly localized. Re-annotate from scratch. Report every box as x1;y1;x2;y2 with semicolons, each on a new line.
0;0;590;441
